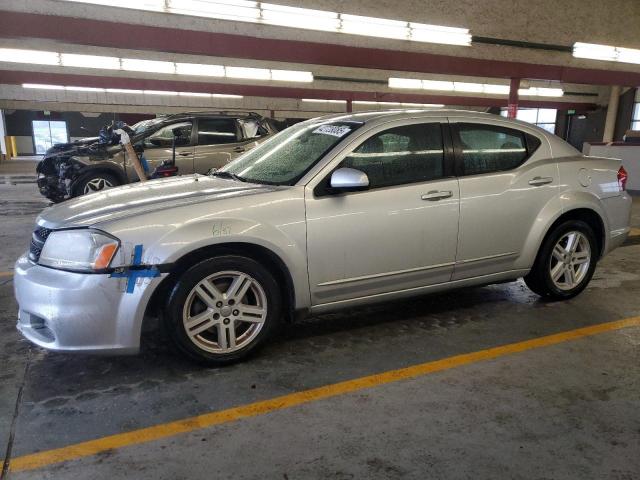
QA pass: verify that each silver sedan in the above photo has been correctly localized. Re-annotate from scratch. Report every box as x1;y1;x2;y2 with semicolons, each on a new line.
15;110;632;365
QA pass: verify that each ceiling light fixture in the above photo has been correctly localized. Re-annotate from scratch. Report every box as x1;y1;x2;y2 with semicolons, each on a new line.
121;58;176;74
1;47;314;83
60;0;471;46
61;53;121;70
573;42;640;65
0;48;59;65
301;99;348;104
388;77;561;97
22;84;244;99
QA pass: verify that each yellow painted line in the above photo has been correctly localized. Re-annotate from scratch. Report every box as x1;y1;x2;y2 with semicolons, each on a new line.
0;271;13;278
8;316;640;473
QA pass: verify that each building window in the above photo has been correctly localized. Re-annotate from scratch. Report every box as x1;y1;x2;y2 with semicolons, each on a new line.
631;89;640;131
500;108;557;134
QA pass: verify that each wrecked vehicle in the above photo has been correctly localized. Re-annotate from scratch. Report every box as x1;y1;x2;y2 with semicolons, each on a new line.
36;112;277;202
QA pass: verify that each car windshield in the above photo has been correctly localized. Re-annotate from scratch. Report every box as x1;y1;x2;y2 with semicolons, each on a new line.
219;120;363;185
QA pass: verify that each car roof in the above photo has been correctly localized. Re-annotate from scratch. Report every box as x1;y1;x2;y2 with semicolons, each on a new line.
308;108;551;135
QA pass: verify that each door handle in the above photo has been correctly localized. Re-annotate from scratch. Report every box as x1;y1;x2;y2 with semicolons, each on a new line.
178;152;191;156
233;147;246;153
528;176;553;186
421;190;453;201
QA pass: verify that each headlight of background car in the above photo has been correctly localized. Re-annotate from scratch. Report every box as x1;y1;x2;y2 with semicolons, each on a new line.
39;229;120;272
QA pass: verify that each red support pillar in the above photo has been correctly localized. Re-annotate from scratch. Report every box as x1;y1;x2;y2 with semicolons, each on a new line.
346;99;353;113
507;78;520;119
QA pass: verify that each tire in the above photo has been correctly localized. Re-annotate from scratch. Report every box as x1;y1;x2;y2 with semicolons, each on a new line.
163;255;282;366
72;172;120;197
524;220;598;300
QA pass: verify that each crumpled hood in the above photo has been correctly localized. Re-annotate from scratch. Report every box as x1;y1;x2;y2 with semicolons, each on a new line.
37;174;278;228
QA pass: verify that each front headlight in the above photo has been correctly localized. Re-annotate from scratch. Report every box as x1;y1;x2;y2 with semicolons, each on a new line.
39;229;120;272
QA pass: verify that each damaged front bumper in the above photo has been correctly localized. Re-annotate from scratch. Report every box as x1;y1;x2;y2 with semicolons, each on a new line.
37;172;70;201
14;254;164;354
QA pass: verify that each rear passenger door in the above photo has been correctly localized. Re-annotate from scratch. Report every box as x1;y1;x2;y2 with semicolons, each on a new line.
193;118;245;173
450;120;558;280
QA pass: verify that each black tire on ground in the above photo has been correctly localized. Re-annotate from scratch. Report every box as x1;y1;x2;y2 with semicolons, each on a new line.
524;220;598;300
163;255;282;366
71;172;120;197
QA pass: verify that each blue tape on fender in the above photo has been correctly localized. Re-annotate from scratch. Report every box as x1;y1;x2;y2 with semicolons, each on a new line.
110;244;160;294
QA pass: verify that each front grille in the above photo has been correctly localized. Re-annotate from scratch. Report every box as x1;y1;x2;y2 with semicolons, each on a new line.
29;227;52;263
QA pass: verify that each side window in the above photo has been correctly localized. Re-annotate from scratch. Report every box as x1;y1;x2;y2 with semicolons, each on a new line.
144;121;192;149
238;119;263;140
455;124;534;176
197;119;238;145
340;123;444;189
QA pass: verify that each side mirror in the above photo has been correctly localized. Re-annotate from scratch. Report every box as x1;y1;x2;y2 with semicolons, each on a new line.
330;167;369;192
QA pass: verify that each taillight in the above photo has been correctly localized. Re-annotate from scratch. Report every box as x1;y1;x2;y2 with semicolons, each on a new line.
617;166;628;191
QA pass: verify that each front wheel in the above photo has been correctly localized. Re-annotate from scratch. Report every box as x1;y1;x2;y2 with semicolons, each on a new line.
164;256;282;366
524;220;598;300
72;172;120;197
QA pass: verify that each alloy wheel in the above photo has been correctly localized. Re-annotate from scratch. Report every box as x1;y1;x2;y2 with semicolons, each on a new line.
83;177;114;194
182;271;268;354
549;231;591;291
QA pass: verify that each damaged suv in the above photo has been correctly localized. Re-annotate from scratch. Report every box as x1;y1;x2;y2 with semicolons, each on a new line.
36;112;276;202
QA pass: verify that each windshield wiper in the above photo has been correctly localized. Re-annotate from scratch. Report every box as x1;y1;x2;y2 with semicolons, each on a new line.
210;170;248;182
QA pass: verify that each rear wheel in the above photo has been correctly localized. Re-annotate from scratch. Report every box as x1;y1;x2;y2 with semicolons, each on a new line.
164;256;281;366
524;220;598;300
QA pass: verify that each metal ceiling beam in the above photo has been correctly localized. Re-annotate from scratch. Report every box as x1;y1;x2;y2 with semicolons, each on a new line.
0;10;637;87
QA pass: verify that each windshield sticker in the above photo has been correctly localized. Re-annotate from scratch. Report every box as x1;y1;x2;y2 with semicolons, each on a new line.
312;125;351;137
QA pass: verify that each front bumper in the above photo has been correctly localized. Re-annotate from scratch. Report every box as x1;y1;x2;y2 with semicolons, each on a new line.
14;254;163;354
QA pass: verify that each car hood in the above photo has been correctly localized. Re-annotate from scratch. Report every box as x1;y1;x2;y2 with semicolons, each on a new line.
37;174;279;228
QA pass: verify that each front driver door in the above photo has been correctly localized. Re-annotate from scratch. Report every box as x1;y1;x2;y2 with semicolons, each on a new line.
136;121;195;179
305;120;460;307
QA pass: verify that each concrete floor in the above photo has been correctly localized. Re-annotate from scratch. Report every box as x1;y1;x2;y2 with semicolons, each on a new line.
1;167;639;479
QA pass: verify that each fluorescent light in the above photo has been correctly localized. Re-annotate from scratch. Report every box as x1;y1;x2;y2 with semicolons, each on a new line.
422;80;455;91
65;86;105;92
271;69;313;82
261;3;339;31
615;47;640;65
0;48;59;65
144;90;179;95
519;87;563;97
61;53;121;70
400;102;444;107
573;42;617;61
122;58;175;74
388;78;424;89
175;62;225;77
64;0;165;11
225;66;271;80
454;82;483;93
22;83;65;90
302;99;347;104
389;77;514;96
22;83;244;99
483;84;510;95
106;88;144;94
178;91;212;97
341;14;409;40
59;0;471;47
410;23;471;46
168;0;260;21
